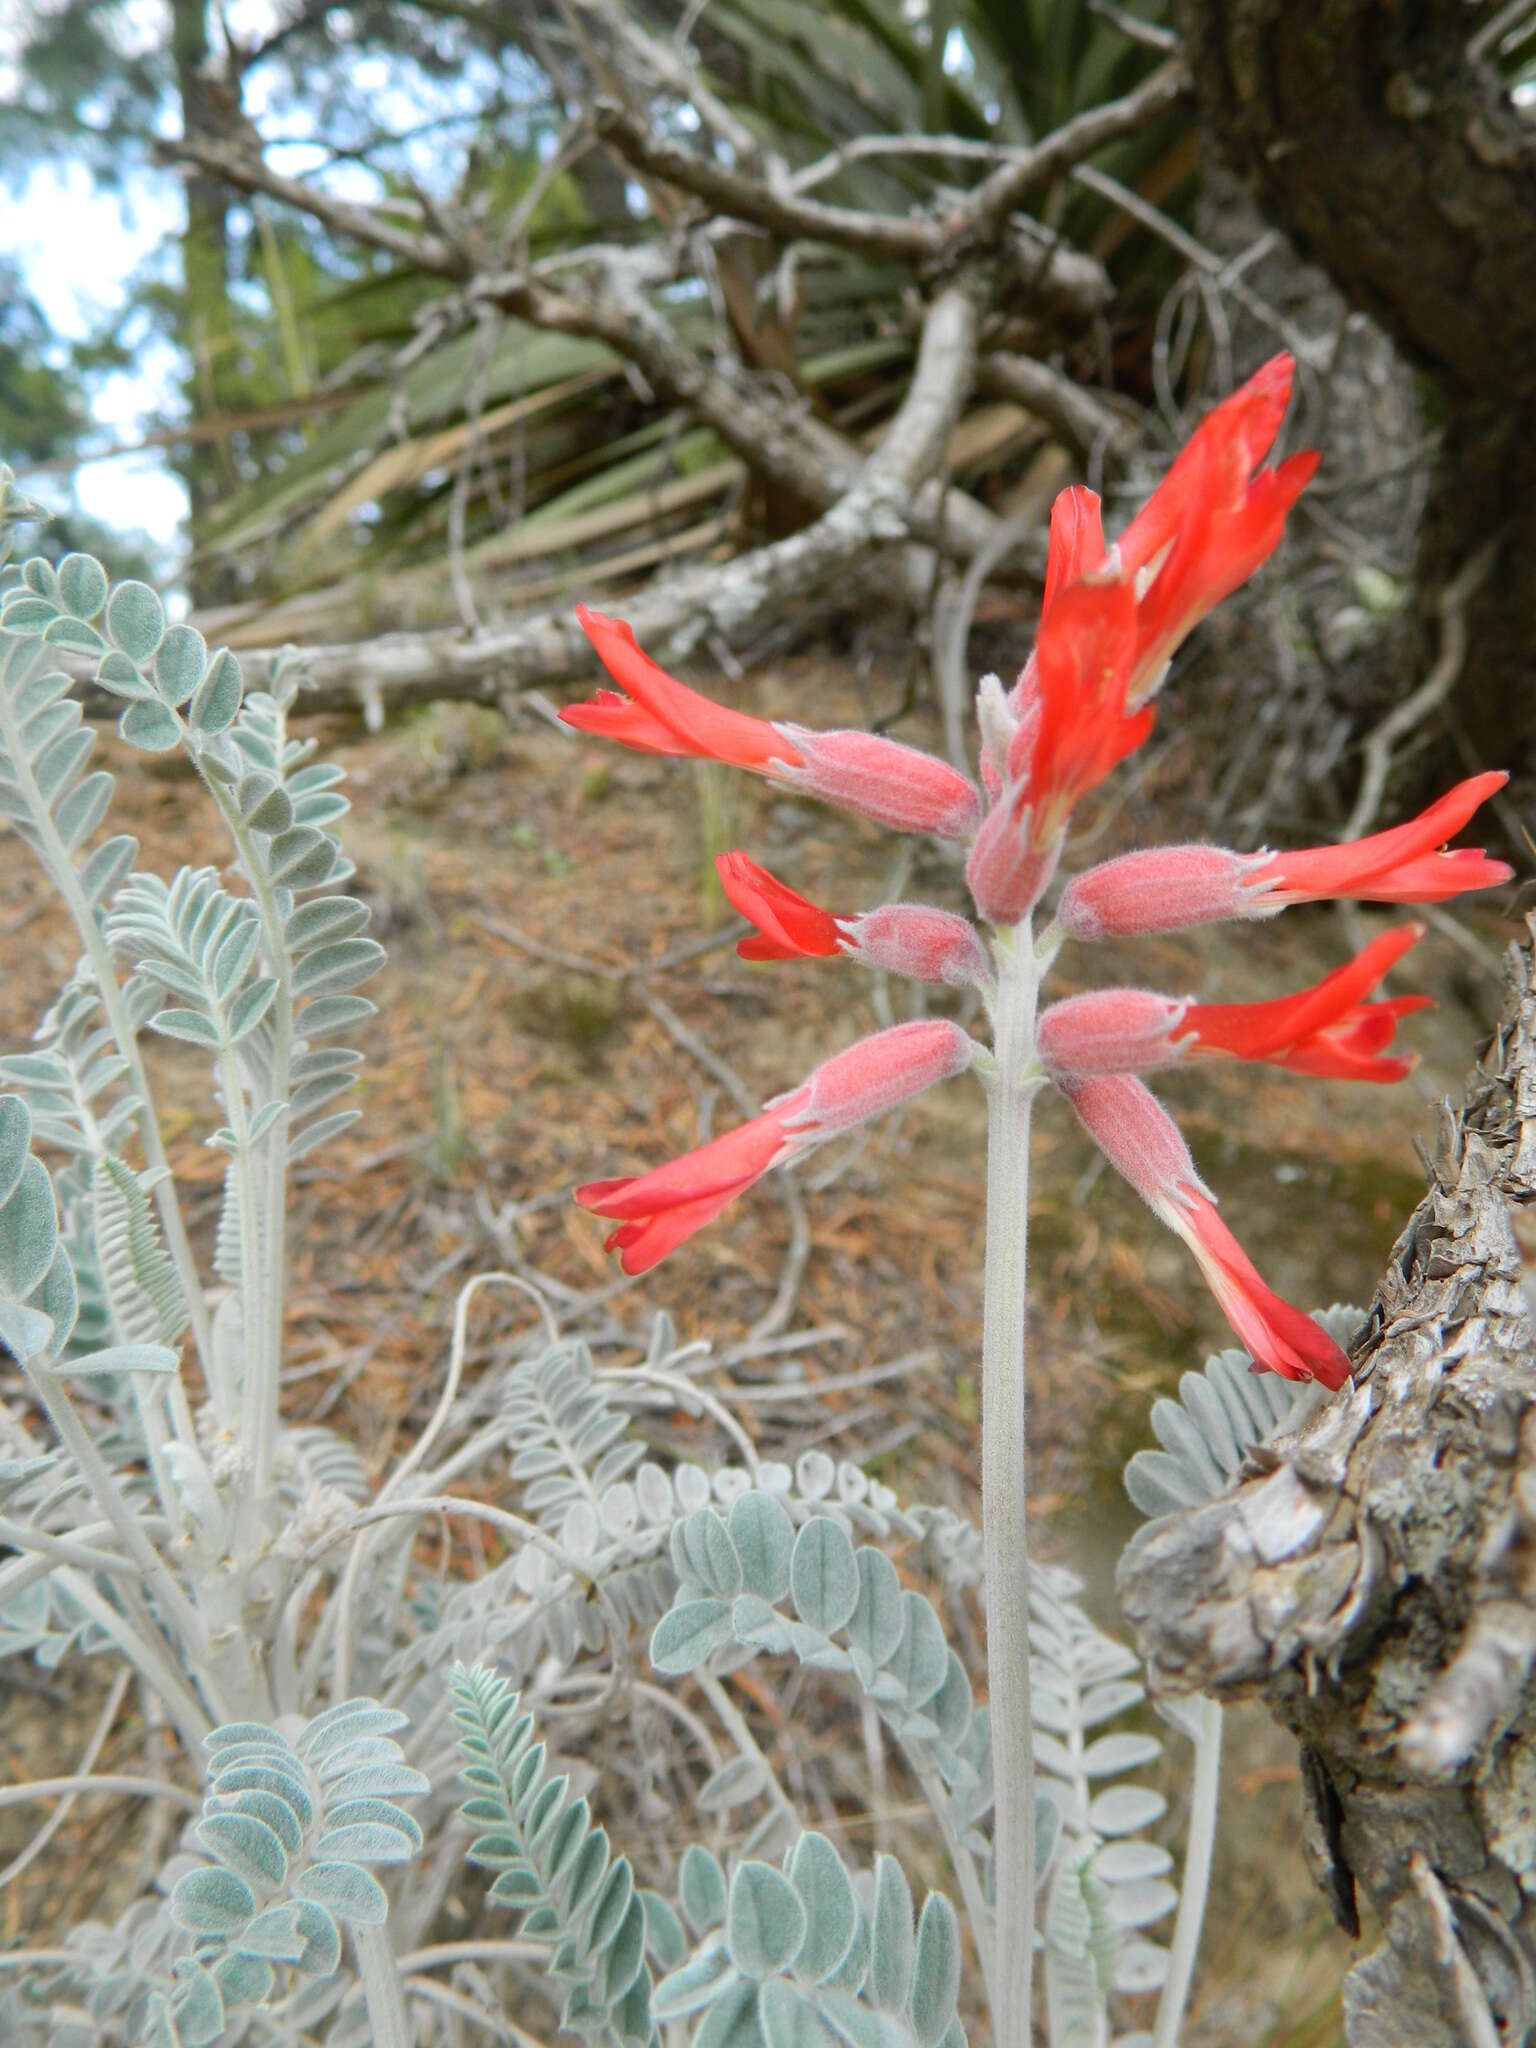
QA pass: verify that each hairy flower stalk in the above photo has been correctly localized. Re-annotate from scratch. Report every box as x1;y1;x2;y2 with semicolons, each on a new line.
980;923;1044;2047
564;353;1511;2040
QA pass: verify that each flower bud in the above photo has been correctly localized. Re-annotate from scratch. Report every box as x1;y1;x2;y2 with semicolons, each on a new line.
1037;990;1186;1076
1055;846;1260;941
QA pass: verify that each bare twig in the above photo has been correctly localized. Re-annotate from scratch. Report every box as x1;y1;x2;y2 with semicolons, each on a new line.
951;59;1188;243
975;351;1141;461
1089;0;1182;54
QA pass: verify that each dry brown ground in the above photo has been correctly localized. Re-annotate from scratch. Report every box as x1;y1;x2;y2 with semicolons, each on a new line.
1;653;1523;2043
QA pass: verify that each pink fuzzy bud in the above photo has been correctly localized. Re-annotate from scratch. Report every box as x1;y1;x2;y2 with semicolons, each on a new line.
780;1018;977;1133
1038;990;1187;1076
965;805;1062;927
1060;1072;1209;1208
843;906;990;989
1055;846;1263;941
1061;1073;1348;1385
777;726;982;841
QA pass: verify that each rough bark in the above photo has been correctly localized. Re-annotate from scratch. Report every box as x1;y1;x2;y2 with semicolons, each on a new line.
1119;919;1536;2048
1178;0;1536;773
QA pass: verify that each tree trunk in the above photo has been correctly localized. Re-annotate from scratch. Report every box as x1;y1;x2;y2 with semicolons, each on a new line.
1177;0;1536;773
1119;918;1536;2048
170;0;243;601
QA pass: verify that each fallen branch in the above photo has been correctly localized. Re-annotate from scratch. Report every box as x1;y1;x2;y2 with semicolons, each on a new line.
80;284;989;724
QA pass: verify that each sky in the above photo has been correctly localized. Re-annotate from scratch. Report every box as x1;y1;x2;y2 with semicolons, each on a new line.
0;0;483;562
3;161;190;548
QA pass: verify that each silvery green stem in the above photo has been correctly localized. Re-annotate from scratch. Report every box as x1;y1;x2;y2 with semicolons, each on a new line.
18;1354;211;1680
982;921;1041;2047
201;781;292;1506
1152;1697;1223;2048
353;1921;412;2048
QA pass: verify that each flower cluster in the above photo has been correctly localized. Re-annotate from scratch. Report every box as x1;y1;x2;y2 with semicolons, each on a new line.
564;357;1511;1388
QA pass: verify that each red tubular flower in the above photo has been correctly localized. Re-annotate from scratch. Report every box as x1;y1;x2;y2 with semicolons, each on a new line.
576;1113;794;1276
1116;355;1319;704
1064;1072;1350;1386
1041;485;1108;616
1173;1191;1351;1388
1177;925;1429;1081
1055;774;1512;941
1038;927;1428;1083
715;853;842;961
577;1019;976;1272
564;606;793;767
716;854;989;985
1247;772;1512;906
968;577;1150;925
565;607;981;840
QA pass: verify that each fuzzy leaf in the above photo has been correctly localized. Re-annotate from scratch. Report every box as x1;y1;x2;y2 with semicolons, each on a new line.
292;1860;389;1925
788;1833;857;1986
728;1861;807;1980
910;1895;961;2047
105;579;164;661
791;1516;859;1634
171;1865;256;1937
651;1598;734;1674
680;1844;728;1934
729;1489;795;1602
